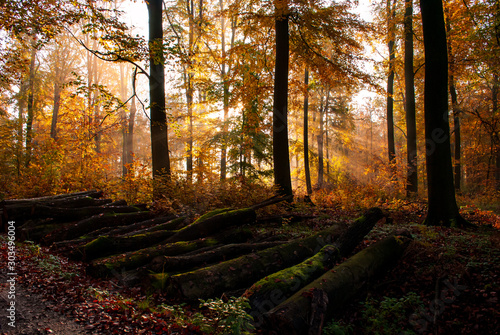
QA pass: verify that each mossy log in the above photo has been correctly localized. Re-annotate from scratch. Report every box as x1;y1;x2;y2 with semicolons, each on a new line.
87;227;254;278
72;229;178;261
42;211;154;244
120;216;187;237
51;216;188;256
162;224;347;300
163;208;256;243
243;207;385;314
147;241;286;273
263;234;413;334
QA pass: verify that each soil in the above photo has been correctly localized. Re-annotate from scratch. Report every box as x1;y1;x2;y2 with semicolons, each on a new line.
0;272;88;335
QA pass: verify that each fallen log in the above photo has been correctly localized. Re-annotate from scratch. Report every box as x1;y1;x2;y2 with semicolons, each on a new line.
263;234;413;334
120;216;187;237
243;207;385;315
162;208;256;243
87;227;254;278
73;229;178;261
146;241;286;273
3;203;138;227
51;216;188;256
42;211;154;244
162;224;347;300
0;190;103;206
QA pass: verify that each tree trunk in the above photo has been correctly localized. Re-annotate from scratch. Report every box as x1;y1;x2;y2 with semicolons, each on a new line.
263;234;413;334
50;81;61;140
303;67;312;195
244;207;384;316
220;0;228;181
163;224;347;300
25;46;37;168
387;0;396;164
148;0;171;183
445;7;462;192
405;0;418;196
272;0;292;197
420;0;468;227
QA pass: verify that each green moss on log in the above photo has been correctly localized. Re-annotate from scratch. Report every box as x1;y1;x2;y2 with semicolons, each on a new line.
244;245;339;309
87;227;253;278
163;208;256;243
163;225;346;300
263;234;413;334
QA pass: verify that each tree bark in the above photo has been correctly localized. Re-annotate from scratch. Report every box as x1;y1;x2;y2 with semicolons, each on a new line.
263;234;413;334
273;0;292;197
405;0;418;196
420;0;468;227
148;0;171;183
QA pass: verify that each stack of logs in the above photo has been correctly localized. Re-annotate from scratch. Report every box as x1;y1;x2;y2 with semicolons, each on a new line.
1;190;413;334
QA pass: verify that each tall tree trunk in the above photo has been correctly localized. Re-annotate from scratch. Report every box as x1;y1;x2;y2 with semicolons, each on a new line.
405;0;418;196
120;63;129;177
493;75;500;189
220;0;228;181
148;0;171;182
386;0;396;164
272;0;292;197
17;81;26;174
420;0;467;227
446;10;461;192
25;46;37;168
127;96;136;171
50;81;61;140
303;67;312;195
317;90;329;189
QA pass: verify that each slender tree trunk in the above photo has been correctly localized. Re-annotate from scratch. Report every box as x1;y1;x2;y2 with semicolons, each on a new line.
272;0;292;197
317;90;329;189
446;12;461;192
127;96;136;170
17;81;26;174
387;0;396;164
120;63;129;177
493;75;500;189
420;0;467;227
220;0;228;181
25;46;37;168
405;0;418;196
303;68;312;195
148;0;171;181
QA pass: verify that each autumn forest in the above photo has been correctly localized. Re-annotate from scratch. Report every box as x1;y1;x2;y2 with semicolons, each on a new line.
1;0;500;334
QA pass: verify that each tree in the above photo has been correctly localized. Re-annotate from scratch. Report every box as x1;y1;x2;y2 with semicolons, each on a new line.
405;0;418;196
148;0;171;181
420;0;467;227
386;0;396;165
272;0;293;196
303;67;312;195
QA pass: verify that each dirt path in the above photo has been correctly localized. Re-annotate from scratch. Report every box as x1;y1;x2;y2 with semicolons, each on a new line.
0;272;89;335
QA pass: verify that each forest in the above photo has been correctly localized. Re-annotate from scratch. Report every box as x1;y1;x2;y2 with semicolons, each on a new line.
0;0;499;334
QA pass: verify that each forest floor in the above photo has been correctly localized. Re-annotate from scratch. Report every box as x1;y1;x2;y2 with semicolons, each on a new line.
0;199;499;335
